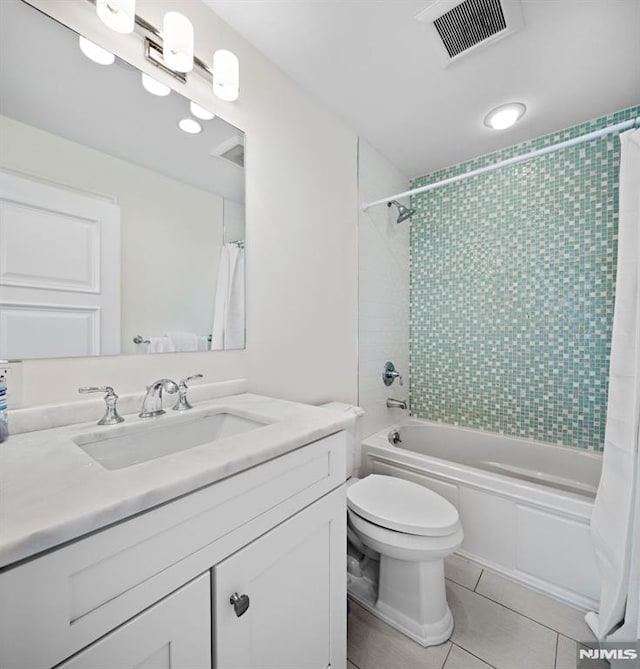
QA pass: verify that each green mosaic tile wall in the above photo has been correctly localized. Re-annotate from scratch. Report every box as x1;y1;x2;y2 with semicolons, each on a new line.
410;106;639;451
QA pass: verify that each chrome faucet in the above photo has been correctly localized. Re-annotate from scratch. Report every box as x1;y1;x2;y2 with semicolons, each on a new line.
386;398;408;410
139;378;179;418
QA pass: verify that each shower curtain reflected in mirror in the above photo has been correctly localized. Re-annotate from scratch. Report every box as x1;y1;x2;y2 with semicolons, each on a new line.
211;242;245;350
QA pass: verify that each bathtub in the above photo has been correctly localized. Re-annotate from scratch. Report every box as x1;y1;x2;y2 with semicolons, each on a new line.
361;420;603;610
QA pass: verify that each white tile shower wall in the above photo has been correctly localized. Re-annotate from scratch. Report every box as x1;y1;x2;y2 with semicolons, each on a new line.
18;0;358;408
358;140;410;437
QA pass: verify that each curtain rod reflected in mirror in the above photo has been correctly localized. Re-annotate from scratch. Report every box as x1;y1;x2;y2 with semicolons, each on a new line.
0;0;246;360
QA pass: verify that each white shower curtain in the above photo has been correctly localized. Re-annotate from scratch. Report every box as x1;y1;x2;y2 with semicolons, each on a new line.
211;243;245;350
586;128;640;649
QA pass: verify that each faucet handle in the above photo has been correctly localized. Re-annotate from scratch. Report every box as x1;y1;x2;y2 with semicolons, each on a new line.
78;386;124;425
179;374;204;387
173;374;203;412
382;362;403;387
79;385;115;394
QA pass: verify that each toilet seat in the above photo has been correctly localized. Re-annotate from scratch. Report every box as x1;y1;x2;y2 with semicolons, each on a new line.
347;474;460;537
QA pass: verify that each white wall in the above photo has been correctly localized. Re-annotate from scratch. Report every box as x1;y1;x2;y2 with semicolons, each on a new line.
16;0;358;408
223;200;245;243
1;116;223;356
358;139;410;437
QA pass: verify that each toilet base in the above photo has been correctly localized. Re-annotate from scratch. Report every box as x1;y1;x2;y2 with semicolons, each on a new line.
347;559;454;647
348;581;453;647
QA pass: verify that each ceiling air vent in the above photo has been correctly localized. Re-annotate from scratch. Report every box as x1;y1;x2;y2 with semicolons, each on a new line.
210;135;245;168
415;0;523;67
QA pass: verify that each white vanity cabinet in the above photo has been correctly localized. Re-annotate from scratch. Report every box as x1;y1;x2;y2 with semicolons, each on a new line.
0;431;347;669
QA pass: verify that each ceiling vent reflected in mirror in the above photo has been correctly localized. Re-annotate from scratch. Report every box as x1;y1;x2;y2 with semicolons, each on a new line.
415;0;523;67
211;135;245;168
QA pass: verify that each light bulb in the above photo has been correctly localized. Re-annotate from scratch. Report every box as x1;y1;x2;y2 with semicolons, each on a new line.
213;50;239;102
79;36;115;65
179;118;202;134
141;73;171;97
96;0;135;34
163;12;194;73
190;102;215;120
484;103;526;130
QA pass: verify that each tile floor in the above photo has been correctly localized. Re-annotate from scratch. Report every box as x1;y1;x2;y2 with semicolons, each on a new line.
347;554;604;669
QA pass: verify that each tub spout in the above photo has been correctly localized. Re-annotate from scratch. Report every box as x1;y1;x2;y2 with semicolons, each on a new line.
387;398;408;410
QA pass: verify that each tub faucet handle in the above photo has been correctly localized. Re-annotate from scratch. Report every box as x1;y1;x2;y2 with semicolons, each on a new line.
382;361;403;387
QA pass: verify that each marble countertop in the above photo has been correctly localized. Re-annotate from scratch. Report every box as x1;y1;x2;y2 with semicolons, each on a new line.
0;392;354;569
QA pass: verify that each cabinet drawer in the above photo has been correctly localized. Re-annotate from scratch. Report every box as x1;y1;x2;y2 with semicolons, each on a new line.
0;431;346;669
57;574;211;669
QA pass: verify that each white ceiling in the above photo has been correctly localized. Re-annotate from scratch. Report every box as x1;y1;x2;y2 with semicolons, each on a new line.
1;0;245;203
204;0;640;178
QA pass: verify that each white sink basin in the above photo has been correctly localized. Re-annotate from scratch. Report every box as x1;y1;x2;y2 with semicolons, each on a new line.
73;411;267;470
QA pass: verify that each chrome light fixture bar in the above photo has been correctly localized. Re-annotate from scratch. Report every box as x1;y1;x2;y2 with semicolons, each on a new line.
87;0;239;100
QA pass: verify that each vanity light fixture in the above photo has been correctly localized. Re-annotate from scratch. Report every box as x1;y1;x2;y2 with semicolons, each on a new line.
162;12;194;73
484;102;526;130
87;0;240;102
178;118;202;134
212;50;240;102
96;0;135;35
190;102;215;121
141;72;171;97
78;36;115;65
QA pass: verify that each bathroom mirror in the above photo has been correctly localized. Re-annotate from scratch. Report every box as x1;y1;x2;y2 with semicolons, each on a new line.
0;0;246;359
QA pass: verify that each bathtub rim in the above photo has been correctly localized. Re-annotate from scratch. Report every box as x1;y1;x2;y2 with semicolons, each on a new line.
380;418;604;461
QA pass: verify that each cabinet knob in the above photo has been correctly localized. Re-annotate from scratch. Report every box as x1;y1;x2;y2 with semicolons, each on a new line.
229;592;250;617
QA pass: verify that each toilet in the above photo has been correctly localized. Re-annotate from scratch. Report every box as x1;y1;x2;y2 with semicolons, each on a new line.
318;402;462;647
347;475;463;646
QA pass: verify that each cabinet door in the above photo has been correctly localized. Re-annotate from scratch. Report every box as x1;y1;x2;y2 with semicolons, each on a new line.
57;574;211;669
215;486;346;669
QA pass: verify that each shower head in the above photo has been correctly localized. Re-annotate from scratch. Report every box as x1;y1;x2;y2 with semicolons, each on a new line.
387;200;415;224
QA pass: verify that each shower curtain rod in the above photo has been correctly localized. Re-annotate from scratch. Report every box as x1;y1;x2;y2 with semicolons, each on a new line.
361;117;639;211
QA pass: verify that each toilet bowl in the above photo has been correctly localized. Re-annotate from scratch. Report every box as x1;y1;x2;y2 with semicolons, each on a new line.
347;474;463;646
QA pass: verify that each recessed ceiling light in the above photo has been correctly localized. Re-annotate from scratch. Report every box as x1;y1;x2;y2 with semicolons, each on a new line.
141;73;171;96
484;102;526;130
178;118;202;134
190;102;215;120
78;36;115;66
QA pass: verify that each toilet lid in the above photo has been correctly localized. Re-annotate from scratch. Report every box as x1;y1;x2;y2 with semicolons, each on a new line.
346;475;460;537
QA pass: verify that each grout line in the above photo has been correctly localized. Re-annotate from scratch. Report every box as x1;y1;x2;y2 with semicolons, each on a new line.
444;560;596;646
450;641;498;668
446;577;576;639
346;638;361;669
444;569;481;593
554;632;559;669
441;642;454;669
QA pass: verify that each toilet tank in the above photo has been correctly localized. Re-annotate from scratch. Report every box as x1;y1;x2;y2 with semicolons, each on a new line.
318;402;364;478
